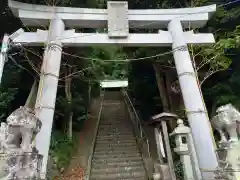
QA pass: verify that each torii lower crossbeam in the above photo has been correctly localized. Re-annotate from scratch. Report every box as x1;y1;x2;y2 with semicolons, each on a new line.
13;31;215;47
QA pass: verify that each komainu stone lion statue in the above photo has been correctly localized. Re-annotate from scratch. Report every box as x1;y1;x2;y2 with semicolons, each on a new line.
0;106;43;180
211;104;240;180
211;103;240;144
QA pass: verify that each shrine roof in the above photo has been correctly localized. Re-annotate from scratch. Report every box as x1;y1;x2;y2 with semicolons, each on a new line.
100;80;128;88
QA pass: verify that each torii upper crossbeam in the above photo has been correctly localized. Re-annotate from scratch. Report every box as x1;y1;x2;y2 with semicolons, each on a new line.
9;0;215;29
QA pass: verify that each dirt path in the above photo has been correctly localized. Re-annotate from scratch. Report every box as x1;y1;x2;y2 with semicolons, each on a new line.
54;97;102;180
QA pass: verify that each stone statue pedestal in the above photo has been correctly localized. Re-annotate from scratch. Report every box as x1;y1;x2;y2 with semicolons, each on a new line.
0;106;43;179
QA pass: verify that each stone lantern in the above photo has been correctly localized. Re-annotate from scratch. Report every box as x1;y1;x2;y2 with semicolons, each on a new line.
170;119;202;180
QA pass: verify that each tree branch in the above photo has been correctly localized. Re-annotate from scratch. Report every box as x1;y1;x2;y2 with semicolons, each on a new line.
200;68;226;86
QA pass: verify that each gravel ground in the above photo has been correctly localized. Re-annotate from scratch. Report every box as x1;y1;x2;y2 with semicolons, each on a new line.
53;165;85;180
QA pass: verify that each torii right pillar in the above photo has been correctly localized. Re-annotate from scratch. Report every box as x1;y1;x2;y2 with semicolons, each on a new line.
168;19;218;179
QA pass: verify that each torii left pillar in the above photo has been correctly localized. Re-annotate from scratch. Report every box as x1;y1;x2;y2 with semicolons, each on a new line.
34;16;64;178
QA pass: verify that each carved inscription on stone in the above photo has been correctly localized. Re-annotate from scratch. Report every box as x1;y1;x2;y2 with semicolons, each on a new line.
107;1;129;38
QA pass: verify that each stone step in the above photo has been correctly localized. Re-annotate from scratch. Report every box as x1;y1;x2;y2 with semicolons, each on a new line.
99;122;130;124
97;128;133;132
97;132;134;136
96;134;135;140
94;145;139;152
91;160;144;168
100;119;129;122
90;177;146;180
94;142;138;149
92;156;143;163
95;139;137;144
94;148;139;155
98;125;131;128
100;118;128;121
97;128;133;131
93;152;141;159
90;171;146;179
91;165;145;174
100;121;129;123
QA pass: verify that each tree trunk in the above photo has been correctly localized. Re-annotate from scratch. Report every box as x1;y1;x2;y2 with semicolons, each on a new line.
153;64;170;112
65;67;73;140
165;73;174;112
68;111;73;140
88;79;91;105
25;77;38;109
210;100;217;119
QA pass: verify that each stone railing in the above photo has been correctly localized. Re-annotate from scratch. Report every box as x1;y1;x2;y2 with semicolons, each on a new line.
121;89;154;180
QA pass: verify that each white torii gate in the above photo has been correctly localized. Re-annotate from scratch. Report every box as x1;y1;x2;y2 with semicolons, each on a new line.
5;0;218;178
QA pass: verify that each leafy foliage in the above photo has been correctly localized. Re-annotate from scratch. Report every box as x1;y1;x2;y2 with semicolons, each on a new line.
49;131;79;169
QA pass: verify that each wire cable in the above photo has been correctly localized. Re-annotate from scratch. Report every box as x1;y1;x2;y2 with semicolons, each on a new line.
61;46;184;63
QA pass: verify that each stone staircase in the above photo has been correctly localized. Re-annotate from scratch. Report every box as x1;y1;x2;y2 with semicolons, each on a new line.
89;91;148;180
